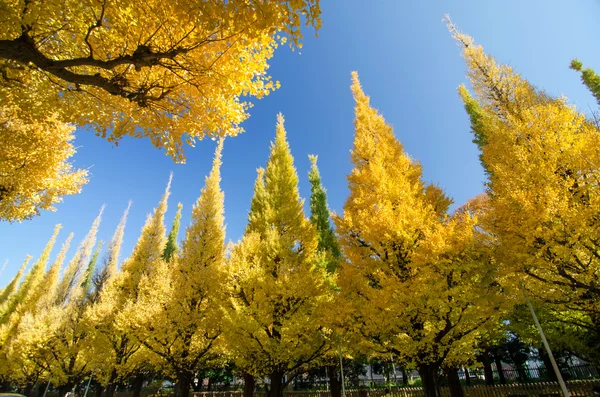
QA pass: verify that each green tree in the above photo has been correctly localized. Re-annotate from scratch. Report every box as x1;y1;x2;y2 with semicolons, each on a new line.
225;114;334;397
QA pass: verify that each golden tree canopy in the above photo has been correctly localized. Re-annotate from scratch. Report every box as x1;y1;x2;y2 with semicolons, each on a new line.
0;0;321;161
0;107;88;222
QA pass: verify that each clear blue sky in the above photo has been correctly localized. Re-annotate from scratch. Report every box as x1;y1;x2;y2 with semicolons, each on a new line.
2;0;600;286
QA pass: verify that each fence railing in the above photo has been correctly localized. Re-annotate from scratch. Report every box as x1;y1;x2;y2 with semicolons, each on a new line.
116;380;600;397
491;364;600;382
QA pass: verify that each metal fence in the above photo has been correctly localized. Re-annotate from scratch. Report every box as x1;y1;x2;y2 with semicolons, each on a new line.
491;364;600;382
113;380;600;397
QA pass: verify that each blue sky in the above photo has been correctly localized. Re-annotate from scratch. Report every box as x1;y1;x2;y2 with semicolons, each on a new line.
2;0;600;286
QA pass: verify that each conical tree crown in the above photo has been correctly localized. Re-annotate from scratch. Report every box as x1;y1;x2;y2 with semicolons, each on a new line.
82;241;104;298
163;202;183;263
180;139;226;277
308;155;341;273
0;256;31;324
262;113;315;248
0;259;28;306
337;72;435;274
39;233;73;309
174;138;226;308
104;203;131;281
56;209;103;305
246;167;268;234
122;176;171;280
570;59;600;108
16;224;61;309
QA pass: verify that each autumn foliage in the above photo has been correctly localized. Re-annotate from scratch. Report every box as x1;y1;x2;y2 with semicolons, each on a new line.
1;15;600;397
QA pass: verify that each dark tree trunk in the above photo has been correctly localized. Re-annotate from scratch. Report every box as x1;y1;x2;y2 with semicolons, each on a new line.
105;383;117;397
538;349;559;381
175;372;193;397
58;384;74;397
105;369;119;397
23;383;35;397
479;351;495;386
267;370;285;397
446;368;465;397
327;365;341;397
38;381;51;397
243;373;255;397
401;368;408;386
493;357;506;384
192;375;202;392
94;382;104;397
418;364;441;397
132;374;144;397
463;367;471;386
515;364;528;382
206;377;212;392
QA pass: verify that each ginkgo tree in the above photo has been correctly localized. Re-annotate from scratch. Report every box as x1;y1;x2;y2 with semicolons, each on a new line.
0;107;88;222
225;115;335;397
452;24;600;362
131;141;227;397
335;73;505;397
0;0;321;162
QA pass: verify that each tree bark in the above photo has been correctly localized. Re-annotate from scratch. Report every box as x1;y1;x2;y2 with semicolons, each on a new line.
243;373;255;397
132;374;144;397
327;365;341;397
493;356;506;384
94;382;104;397
418;364;441;397
267;370;285;397
401;368;408;386
446;368;465;397
175;371;193;397
58;384;74;397
538;349;559;381
479;351;495;386
463;367;471;386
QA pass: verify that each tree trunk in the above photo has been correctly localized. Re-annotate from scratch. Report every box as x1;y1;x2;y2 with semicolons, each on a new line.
58;384;74;397
463;367;471;386
104;369;119;397
401;368;408;386
132;374;144;397
243;373;255;397
493;357;506;384
446;368;464;397
267;370;285;397
105;383;117;397
327;365;341;397
479;351;495;386
94;382;104;397
23;383;35;397
418;364;441;397
538;349;559;381
174;372;193;397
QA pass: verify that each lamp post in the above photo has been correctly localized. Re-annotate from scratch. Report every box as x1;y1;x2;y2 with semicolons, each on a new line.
522;286;569;397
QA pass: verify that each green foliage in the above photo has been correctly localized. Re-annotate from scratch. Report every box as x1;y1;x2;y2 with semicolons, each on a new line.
570;59;600;107
308;155;342;273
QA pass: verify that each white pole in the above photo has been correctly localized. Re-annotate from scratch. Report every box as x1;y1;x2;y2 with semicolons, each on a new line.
338;335;346;397
390;354;397;386
42;382;51;397
83;374;93;397
522;287;569;397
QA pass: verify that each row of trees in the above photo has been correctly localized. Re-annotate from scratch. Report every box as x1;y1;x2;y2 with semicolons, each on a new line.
2;26;600;397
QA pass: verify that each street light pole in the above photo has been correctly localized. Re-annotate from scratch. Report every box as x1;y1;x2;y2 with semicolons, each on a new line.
522;287;569;397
